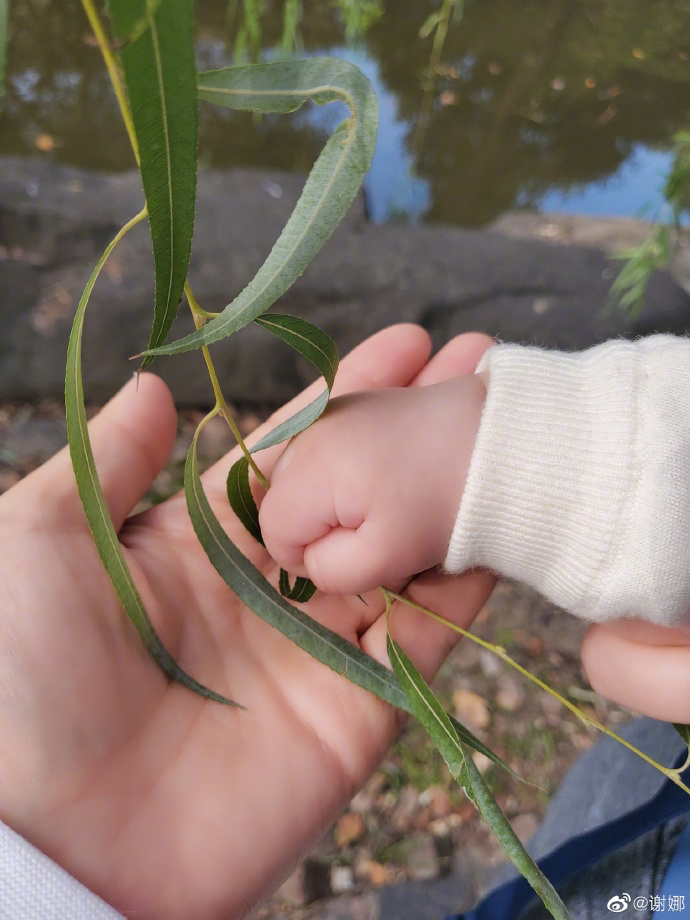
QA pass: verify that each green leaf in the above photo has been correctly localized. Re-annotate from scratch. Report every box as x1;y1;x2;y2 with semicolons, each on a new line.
225;313;337;550
387;632;571;920
142;57;377;357
107;0;198;364
256;314;338;389
226;455;264;546
227;315;336;597
185;436;521;775
279;569;317;602
250;314;339;453
66;210;238;707
253;390;330;454
0;0;7;100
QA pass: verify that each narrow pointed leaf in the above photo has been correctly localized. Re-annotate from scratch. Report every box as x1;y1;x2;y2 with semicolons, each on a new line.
251;314;339;452
226;314;337;542
251;390;330;454
226;316;334;599
186;437;521;775
66;212;238;707
388;634;571;920
107;0;198;363
225;447;316;601
255;314;338;389
143;57;377;357
279;569;317;602
226;456;264;546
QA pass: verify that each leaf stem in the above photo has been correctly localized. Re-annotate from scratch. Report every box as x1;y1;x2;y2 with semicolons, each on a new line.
79;0;140;165
185;282;269;490
382;588;690;795
194;404;221;435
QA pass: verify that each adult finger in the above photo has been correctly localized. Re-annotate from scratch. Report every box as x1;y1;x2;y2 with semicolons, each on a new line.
8;374;177;532
588;618;690;648
361;569;497;685
411;332;494;387
582;624;690;722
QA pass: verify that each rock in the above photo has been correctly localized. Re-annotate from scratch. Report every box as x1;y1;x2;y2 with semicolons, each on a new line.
330;865;355;895
334;812;366;848
356;859;389;887
389;786;419;832
495;677;525;713
452;688;491;731
303;858;333;903
2;157;689;407
1;416;67;466
523;636;546;657
478;648;502;679
430;788;453;820
350;772;386;814
491;211;690;295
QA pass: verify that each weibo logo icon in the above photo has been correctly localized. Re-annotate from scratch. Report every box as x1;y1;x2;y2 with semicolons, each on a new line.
607;893;631;912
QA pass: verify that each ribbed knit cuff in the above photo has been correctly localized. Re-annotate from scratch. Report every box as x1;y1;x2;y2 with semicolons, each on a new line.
444;336;690;625
0;821;124;919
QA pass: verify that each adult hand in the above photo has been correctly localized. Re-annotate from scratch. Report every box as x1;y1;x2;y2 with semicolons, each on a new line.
0;325;494;920
582;618;690;723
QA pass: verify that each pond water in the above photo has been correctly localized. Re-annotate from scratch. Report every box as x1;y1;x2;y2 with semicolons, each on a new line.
2;0;689;227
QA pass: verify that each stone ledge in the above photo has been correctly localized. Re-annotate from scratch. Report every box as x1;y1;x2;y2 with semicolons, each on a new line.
2;157;688;406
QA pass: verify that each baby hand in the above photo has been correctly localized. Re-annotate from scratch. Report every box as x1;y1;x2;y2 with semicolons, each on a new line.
259;375;486;595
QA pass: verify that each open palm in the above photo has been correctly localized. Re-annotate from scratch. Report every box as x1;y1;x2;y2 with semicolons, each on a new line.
0;325;494;919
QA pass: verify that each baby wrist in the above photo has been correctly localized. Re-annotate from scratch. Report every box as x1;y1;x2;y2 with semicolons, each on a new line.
444;336;690;626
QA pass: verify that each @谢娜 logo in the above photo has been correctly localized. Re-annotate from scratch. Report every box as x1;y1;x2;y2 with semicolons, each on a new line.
607;894;632;912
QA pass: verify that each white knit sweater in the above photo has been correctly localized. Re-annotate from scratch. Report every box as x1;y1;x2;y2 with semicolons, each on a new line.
445;335;690;626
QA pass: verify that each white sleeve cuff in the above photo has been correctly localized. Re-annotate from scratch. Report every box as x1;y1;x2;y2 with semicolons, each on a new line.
444;335;690;626
0;821;124;919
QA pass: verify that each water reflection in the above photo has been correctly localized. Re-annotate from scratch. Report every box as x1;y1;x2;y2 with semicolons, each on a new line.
2;0;689;226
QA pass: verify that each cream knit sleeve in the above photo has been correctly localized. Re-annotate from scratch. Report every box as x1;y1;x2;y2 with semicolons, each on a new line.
444;335;690;626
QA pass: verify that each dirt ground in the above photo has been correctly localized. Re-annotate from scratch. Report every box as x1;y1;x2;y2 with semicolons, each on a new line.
0;398;638;918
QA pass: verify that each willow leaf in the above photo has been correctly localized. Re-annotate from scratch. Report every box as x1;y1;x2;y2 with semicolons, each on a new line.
186;436;520;774
388;634;571;920
143;57;377;357
252;390;330;454
66;211;237;706
251;314;338;452
255;314;338;389
279;570;318;602
107;0;198;364
227;455;264;546
225;439;316;601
